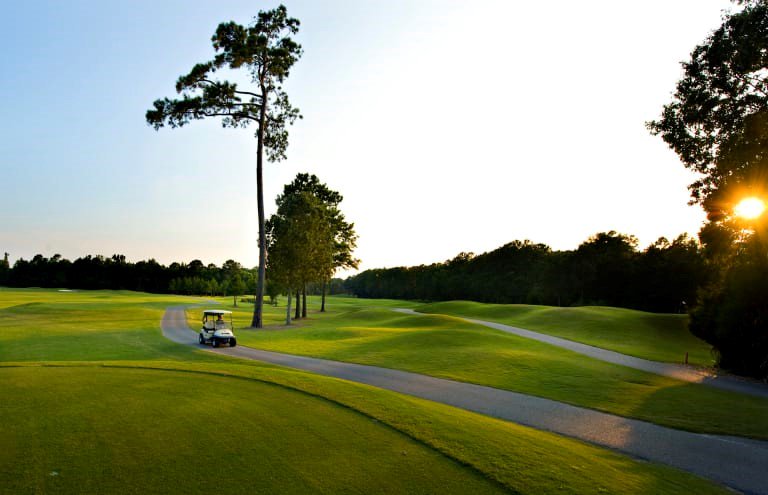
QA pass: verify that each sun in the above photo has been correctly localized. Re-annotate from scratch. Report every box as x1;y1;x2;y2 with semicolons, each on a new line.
734;197;766;219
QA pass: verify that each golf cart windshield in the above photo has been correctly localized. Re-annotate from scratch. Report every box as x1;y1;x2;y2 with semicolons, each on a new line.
202;310;233;330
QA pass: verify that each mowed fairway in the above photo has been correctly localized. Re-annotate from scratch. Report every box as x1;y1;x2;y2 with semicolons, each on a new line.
0;288;732;494
0;289;217;363
415;301;713;365
200;296;768;440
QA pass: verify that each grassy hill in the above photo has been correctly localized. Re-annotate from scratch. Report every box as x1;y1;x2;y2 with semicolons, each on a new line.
415;300;713;365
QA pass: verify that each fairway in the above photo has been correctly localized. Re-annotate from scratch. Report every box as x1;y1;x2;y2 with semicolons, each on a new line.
198;296;768;440
0;288;733;494
0;290;211;363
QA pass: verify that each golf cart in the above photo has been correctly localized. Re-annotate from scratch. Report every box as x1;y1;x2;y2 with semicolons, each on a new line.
199;310;237;348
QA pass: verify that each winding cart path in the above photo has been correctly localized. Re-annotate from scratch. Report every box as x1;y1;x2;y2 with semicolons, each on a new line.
392;308;768;399
162;306;768;495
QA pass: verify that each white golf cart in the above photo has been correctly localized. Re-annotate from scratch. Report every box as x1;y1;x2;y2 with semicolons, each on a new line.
199;310;237;348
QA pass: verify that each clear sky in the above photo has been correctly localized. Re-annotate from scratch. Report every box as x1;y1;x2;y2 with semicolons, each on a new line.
0;0;733;275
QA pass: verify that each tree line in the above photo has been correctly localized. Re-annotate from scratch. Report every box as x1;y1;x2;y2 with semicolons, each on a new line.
0;254;254;301
0;172;357;321
0;252;348;306
344;232;708;314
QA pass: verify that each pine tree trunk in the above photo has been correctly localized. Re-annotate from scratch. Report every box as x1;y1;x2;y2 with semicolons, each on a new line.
321;279;327;312
285;290;292;325
302;287;307;318
250;85;268;329
295;289;301;319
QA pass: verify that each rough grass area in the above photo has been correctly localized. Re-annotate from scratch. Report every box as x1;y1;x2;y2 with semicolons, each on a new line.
0;288;730;494
193;296;768;440
415;300;713;366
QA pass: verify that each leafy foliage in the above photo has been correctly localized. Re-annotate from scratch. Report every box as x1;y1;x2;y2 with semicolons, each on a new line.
275;173;360;274
647;2;768;213
145;6;302;161
690;236;768;377
266;192;335;297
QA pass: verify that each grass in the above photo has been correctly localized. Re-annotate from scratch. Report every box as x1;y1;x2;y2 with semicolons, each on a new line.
0;288;214;363
415;300;714;366
196;295;768;440
0;288;730;494
0;366;502;495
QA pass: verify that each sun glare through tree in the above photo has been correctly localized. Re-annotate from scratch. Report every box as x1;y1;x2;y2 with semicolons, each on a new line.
735;197;766;220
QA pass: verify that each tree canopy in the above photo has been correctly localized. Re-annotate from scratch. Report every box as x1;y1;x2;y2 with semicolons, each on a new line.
647;1;768;217
275;173;359;275
272;173;358;313
267;191;335;324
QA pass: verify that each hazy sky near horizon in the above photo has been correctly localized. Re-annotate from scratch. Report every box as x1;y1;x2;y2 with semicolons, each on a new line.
1;0;733;274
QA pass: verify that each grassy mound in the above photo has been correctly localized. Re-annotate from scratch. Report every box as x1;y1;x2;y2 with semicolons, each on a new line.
416;301;712;365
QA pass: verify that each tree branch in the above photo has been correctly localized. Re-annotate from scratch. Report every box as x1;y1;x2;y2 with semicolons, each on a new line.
234;89;264;99
196;78;263;99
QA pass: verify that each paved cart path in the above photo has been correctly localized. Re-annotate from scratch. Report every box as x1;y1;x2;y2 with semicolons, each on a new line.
393;308;768;400
162;307;768;495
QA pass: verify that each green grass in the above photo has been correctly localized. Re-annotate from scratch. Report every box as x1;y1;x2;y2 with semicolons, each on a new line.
0;288;730;494
0;366;502;495
415;300;713;366
195;296;768;440
0;288;214;362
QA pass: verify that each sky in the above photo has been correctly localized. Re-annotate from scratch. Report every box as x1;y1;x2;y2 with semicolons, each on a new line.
0;0;735;275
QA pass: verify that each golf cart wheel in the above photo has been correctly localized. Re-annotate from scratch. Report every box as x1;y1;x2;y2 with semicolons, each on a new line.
230;338;237;348
212;339;219;348
198;334;204;345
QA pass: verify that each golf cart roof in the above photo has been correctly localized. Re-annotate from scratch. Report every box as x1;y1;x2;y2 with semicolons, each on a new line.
203;310;232;315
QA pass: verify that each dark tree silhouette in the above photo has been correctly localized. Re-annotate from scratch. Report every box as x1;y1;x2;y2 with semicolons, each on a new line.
648;1;768;377
647;1;768;214
0;253;9;285
344;232;709;314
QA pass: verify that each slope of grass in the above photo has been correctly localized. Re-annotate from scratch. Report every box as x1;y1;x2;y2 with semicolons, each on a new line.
194;297;768;440
1;366;503;495
0;288;730;494
415;300;713;366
